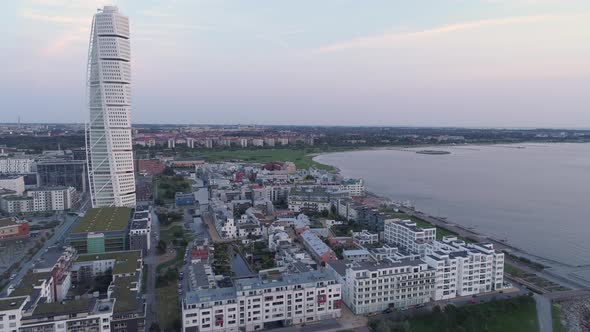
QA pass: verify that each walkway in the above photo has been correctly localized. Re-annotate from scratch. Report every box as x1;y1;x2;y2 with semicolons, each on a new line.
535;294;553;332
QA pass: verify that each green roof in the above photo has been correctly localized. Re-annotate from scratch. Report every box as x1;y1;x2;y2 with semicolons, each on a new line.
33;298;92;315
76;250;141;275
111;276;143;313
10;271;53;297
72;207;131;233
0;296;28;311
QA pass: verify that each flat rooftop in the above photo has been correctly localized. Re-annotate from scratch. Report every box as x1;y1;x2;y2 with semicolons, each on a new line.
0;296;28;311
72;207;131;233
0;218;18;228
76;250;141;275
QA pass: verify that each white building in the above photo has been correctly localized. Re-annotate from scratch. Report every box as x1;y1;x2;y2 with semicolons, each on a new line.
424;236;504;300
342;249;372;262
181;270;341;332
340;178;364;197
1;187;77;214
27;186;77;211
0;296;28;331
0;175;25;195
352;230;379;246
327;259;435;314
0;158;35;174
87;6;136;208
383;219;436;255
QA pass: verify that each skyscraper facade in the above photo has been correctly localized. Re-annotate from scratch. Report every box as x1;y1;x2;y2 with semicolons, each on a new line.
86;6;136;207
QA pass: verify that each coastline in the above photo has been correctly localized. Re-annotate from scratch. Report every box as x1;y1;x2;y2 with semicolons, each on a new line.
313;147;590;290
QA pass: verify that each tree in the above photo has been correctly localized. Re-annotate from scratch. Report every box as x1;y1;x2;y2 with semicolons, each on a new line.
157;240;167;255
149;322;161;332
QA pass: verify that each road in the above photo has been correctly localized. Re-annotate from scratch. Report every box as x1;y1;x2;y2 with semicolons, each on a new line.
535;294;553;332
1;213;79;296
144;209;161;330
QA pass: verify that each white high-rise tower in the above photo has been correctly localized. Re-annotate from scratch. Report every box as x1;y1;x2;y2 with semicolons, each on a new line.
86;6;136;207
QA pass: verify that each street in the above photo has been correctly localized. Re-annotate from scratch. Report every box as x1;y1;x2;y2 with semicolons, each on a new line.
1;213;79;296
144;208;161;330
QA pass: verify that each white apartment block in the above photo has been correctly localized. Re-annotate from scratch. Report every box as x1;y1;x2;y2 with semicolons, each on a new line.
181;271;341;332
340;178;364;197
0;296;28;332
27;186;77;211
1;186;77;214
352;230;379;246
383;219;436;255
87;6;136;208
424;237;504;300
327;259;435;315
0;158;35;174
0;175;25;195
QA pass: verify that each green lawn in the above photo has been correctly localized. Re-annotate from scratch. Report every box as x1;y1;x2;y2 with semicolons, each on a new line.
155;282;180;332
407;296;539;332
552;304;566;332
504;263;527;278
195;148;337;170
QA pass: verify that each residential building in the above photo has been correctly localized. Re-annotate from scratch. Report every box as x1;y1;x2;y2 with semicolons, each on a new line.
300;230;337;265
0;217;29;241
0;296;28;332
327;259;436;314
424;237;504;300
287;187;347;214
352;230;379;246
342;249;372;262
27;186;78;211
181;270;341;332
87;6;136;208
129;207;151;254
383;219;436;255
340;178;364;197
0;175;25;195
0;158;35;174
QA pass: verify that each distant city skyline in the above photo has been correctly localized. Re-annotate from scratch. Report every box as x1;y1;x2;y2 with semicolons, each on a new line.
5;0;590;127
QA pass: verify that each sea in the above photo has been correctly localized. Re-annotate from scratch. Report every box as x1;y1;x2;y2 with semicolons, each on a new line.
314;143;590;267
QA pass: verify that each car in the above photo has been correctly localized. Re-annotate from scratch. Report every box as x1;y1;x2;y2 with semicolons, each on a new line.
415;304;425;309
468;300;477;304
383;308;393;314
9;274;17;280
400;307;409;311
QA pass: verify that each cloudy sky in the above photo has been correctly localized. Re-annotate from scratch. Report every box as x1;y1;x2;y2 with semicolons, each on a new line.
4;0;590;127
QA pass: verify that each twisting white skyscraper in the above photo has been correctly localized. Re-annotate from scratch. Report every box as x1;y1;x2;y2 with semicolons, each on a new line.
86;6;136;207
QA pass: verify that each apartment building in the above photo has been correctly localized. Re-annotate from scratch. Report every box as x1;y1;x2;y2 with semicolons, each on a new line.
0;186;77;214
0;158;35;174
327;259;435;314
340;178;364;197
0;296;28;331
424;236;504;300
383;219;436;255
300;230;337;265
352;230;379;246
27;186;77;211
181;270;341;332
0;175;25;195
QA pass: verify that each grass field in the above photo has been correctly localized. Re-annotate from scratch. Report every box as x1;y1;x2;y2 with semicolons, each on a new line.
407;296;539;332
155;282;180;332
504;262;527;277
552;304;566;332
195;148;337;170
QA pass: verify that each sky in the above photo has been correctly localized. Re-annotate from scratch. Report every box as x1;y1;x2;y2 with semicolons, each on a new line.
3;0;590;127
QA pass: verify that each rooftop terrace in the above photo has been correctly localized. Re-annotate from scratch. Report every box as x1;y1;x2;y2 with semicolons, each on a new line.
76;250;141;275
72;207;131;233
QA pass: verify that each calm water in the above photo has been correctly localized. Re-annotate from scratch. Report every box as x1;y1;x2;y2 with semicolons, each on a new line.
315;143;590;266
